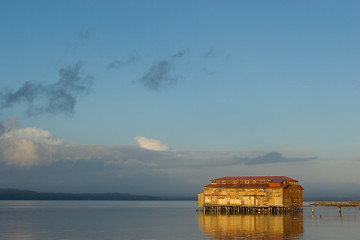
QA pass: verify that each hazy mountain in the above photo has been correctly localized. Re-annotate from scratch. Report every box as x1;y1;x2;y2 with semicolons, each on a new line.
0;188;161;200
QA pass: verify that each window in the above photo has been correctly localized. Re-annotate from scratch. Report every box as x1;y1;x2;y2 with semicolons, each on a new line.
245;180;249;183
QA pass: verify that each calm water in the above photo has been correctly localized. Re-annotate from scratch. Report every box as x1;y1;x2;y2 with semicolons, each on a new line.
0;200;359;240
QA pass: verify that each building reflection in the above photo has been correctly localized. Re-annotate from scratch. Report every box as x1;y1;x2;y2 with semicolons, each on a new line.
198;213;303;240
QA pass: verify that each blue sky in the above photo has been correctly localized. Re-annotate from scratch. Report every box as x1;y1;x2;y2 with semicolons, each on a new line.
0;1;359;199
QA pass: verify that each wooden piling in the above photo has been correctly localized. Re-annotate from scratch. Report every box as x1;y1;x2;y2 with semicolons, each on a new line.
200;205;303;215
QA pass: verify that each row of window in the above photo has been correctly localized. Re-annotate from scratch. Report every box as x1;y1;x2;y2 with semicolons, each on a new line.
213;189;266;192
212;180;270;184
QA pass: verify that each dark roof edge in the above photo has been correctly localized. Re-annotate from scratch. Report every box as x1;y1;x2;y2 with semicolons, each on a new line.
211;176;298;181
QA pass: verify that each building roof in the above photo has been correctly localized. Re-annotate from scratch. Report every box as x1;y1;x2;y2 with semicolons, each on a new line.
203;183;291;189
211;176;297;182
270;179;284;183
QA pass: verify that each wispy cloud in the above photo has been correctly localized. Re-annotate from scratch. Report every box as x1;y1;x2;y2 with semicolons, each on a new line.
240;152;316;165
107;54;139;70
177;151;316;168
78;29;90;44
0;118;18;135
0;62;93;116
139;50;186;91
203;46;216;58
65;29;90;52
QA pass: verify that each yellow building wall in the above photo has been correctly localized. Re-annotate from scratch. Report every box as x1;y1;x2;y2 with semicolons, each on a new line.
201;184;303;208
203;188;278;207
266;189;283;207
198;193;204;208
283;185;303;207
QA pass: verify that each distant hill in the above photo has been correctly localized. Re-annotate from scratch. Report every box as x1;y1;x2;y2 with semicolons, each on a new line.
0;188;161;200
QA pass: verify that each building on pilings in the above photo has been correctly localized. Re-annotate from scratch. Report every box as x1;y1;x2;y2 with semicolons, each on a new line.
198;176;303;213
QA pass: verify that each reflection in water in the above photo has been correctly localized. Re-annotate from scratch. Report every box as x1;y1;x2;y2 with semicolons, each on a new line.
198;213;303;240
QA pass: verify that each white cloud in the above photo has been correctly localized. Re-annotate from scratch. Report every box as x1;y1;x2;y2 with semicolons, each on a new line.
2;128;62;145
0;126;172;166
0;127;63;166
0;138;39;166
135;136;169;151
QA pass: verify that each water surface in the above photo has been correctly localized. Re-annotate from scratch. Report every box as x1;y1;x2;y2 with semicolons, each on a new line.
0;200;359;239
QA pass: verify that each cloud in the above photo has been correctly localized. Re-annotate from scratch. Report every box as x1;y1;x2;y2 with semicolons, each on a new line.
169;151;316;169
5;117;18;130
0;62;93;116
2;119;345;199
203;46;216;58
0;138;40;167
172;50;186;59
0;120;315;169
139;50;186;91
0;121;62;166
0;119;171;166
135;136;169;151
64;29;90;52
0;117;19;136
107;54;139;69
0;121;315;168
240;152;316;165
2;128;62;145
78;29;90;45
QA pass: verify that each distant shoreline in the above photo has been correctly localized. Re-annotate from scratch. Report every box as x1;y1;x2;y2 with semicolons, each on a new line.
2;188;357;202
310;201;360;207
0;188;161;201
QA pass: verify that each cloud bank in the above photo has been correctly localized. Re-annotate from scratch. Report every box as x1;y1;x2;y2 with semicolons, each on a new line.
0;118;316;169
0;62;93;116
240;152;316;165
0;118;326;197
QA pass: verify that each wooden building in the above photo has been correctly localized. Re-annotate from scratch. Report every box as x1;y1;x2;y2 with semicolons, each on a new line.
198;176;303;214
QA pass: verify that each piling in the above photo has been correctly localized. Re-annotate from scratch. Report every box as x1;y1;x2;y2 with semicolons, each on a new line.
199;205;303;215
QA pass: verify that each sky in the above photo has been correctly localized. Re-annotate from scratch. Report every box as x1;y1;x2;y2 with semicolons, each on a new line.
0;0;359;200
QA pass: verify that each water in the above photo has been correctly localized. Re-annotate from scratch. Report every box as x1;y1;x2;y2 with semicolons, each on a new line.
0;201;359;239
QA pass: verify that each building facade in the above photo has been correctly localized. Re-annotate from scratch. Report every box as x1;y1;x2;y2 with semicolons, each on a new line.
198;176;303;213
